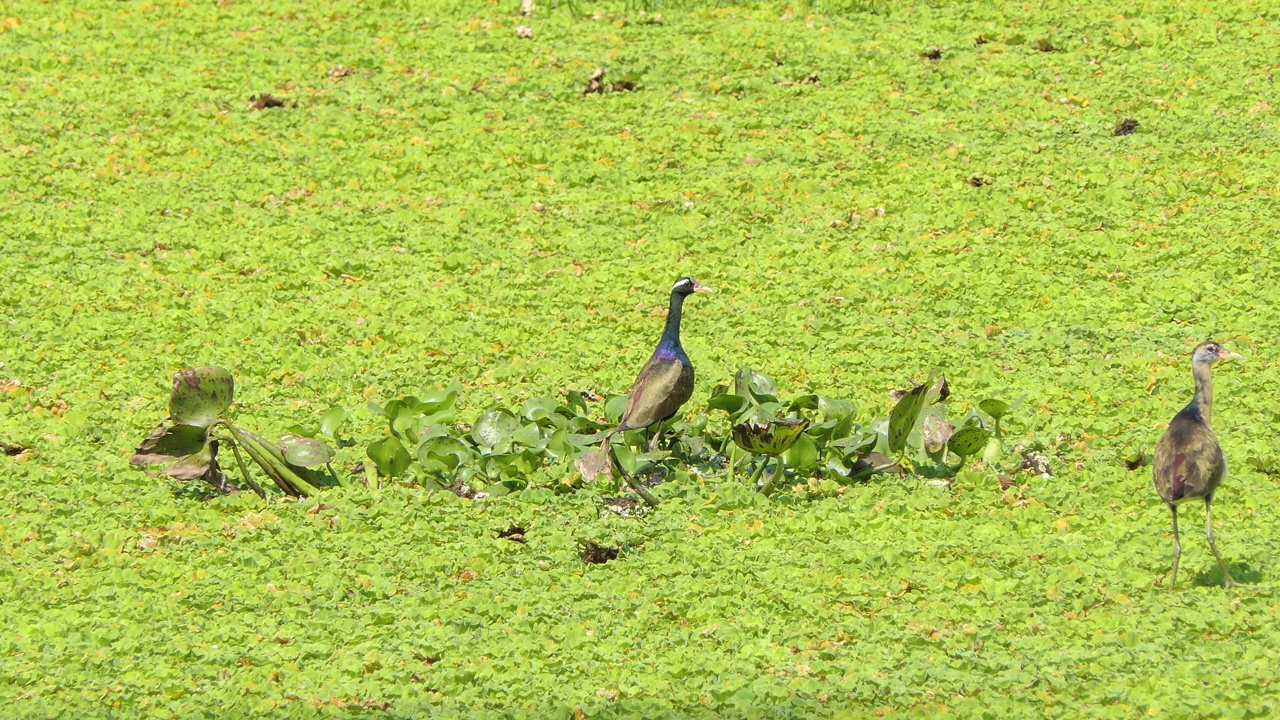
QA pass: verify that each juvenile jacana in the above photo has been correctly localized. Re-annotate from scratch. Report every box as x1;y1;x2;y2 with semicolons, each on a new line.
615;277;713;451
1152;341;1244;589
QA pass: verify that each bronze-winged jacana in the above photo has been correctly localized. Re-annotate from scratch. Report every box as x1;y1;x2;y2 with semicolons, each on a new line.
581;277;711;507
1152;341;1244;589
615;277;713;451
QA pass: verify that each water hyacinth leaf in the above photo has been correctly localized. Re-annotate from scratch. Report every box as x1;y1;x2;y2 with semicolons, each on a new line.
367;436;411;478
521;397;558;422
564;390;590;416
787;394;820;412
735;367;778;402
512;423;543;447
169;366;234;428
285;423;315;438
382;398;407;417
950;425;992;459
829;430;879;457
613;443;638;474
418;424;450;442
888;374;935;454
824;455;852;477
418;435;471;472
472;409;520;448
419;383;461;415
931;375;950;405
979;398;1011;420
485;480;513;497
389;404;416;437
982;436;1004;464
318;406;349;437
750;402;785;423
279;434;335;468
785;432;819;470
546;427;583;458
921;413;956;452
575;447;611;482
732;417;810;455
707;393;751;415
604;395;629;423
567;415;601;434
131;423;207;465
818;396;856;422
161;439;215;480
828;412;856;441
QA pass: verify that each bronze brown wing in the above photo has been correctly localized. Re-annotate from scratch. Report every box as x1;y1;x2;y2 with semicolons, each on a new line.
1152;411;1226;506
617;357;694;432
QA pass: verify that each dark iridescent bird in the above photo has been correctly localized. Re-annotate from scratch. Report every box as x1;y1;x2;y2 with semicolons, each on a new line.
614;277;713;451
577;277;711;506
1152;341;1244;589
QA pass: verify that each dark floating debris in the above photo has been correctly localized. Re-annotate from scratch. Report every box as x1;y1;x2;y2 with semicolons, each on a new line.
248;93;289;110
581;541;620;565
1113;118;1139;136
497;524;526;543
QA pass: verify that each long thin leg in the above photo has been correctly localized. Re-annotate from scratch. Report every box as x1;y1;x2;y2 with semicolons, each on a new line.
647;419;665;453
607;443;658;508
1169;504;1181;591
1205;499;1240;588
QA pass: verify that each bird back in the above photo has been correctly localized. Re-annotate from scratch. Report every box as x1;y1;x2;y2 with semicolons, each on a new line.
1152;408;1226;505
617;355;694;432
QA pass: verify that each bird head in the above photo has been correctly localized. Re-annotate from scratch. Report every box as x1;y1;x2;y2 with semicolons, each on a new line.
1193;341;1243;365
672;277;713;296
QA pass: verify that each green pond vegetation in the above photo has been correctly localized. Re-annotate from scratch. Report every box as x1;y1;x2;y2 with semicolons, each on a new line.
3;0;1280;716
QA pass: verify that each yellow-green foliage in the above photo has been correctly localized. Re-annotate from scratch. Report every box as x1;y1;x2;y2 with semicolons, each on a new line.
3;0;1280;716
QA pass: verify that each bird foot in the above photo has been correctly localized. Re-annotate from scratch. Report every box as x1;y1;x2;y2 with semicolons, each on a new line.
1223;579;1268;591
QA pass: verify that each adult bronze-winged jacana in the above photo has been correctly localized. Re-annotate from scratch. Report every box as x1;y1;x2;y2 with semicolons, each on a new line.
615;277;713;451
581;277;711;507
1152;341;1244;589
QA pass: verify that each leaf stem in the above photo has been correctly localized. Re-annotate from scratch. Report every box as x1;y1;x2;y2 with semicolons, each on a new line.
213;433;266;500
746;456;768;490
759;455;786;497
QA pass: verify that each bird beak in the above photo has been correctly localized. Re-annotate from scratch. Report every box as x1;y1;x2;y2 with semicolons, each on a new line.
1222;351;1244;361
692;282;714;295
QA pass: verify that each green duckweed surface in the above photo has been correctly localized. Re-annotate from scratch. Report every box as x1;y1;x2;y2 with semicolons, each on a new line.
3;0;1280;716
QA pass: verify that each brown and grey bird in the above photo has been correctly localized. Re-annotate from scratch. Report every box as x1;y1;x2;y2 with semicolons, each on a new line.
614;277;713;451
1152;341;1244;589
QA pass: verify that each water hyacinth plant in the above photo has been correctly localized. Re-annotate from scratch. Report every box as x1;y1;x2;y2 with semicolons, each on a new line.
130;367;338;498
732;415;810;496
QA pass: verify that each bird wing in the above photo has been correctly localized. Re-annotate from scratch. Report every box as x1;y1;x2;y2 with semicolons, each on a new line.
1152;413;1225;504
617;357;693;431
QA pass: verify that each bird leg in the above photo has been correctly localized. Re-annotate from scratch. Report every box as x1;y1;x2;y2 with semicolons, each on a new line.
606;442;659;508
1168;505;1181;591
646;420;665;453
1205;500;1240;589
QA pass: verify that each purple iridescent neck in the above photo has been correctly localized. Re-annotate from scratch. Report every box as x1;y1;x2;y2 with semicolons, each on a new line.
654;289;687;359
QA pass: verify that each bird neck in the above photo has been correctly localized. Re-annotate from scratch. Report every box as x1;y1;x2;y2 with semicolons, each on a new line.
1190;360;1213;426
656;291;686;357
